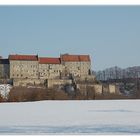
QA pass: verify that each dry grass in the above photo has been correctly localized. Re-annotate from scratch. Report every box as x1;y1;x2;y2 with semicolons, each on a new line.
0;86;139;103
95;94;136;100
8;87;69;102
0;94;6;102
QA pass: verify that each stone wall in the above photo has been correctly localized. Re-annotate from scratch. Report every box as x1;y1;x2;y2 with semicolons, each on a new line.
63;61;91;77
109;84;116;94
39;64;64;79
10;60;39;79
13;78;44;87
93;84;103;95
10;59;91;80
76;84;102;95
76;83;118;95
13;78;73;88
47;79;72;88
75;75;96;83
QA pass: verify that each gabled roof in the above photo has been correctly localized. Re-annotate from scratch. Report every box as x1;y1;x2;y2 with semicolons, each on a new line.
9;54;38;61
39;57;61;64
0;59;9;64
61;54;90;62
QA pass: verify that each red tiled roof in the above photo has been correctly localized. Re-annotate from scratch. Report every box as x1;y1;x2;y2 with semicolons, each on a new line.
79;55;90;61
61;55;79;62
9;54;38;61
39;57;61;64
61;54;90;62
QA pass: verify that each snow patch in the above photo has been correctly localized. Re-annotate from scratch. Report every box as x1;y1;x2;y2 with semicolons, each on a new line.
0;100;140;134
0;84;12;99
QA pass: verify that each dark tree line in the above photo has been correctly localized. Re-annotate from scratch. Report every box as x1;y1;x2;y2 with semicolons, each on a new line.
95;66;140;81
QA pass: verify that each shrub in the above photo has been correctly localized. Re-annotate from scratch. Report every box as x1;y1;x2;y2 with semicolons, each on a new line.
8;87;69;102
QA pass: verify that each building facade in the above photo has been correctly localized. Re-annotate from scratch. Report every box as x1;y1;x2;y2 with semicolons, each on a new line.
61;54;91;77
1;53;92;82
0;59;9;79
9;55;39;79
39;57;64;79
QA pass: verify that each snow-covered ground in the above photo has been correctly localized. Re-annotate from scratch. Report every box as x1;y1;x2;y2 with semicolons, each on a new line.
0;100;140;135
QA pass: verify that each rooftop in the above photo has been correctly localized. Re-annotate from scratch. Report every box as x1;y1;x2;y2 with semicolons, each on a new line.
6;54;91;62
61;54;90;62
39;57;61;64
9;54;38;61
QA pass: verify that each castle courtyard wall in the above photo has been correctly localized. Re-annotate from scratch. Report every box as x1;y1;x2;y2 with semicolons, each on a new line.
47;79;72;88
13;78;44;87
76;83;118;95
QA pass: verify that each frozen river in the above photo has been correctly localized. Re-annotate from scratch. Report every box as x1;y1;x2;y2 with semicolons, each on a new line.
0;100;140;135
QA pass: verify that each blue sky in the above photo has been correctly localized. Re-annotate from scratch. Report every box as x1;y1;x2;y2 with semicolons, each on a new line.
0;6;140;70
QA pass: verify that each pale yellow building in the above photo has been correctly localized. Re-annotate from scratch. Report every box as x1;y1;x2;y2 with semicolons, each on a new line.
9;55;39;79
39;57;64;79
61;54;91;77
8;54;92;81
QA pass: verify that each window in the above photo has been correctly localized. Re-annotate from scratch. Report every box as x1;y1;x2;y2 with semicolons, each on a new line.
49;65;52;69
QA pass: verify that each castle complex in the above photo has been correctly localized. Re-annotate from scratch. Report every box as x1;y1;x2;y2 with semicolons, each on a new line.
0;54;118;95
0;54;92;87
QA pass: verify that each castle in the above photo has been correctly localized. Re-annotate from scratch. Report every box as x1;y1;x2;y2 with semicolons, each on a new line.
0;54;93;87
0;54;118;96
